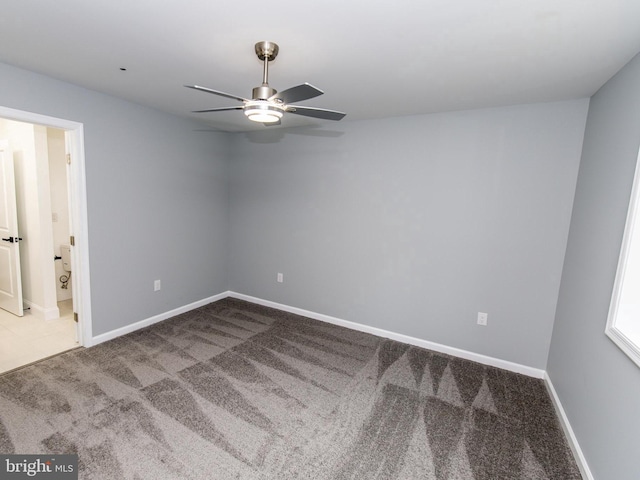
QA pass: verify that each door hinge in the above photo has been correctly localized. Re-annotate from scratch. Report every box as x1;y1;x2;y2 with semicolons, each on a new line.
66;153;71;164
73;312;78;323
70;235;75;246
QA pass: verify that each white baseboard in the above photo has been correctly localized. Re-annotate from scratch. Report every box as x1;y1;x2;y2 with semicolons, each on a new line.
228;291;545;379
90;292;229;346
24;300;60;321
90;290;545;379
544;372;594;480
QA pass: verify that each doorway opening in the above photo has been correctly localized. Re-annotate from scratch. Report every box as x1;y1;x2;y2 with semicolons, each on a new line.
0;106;91;373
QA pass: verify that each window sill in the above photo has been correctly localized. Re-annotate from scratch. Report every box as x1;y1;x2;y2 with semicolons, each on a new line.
606;325;640;368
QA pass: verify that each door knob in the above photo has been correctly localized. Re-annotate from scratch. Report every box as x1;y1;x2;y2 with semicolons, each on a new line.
1;237;22;243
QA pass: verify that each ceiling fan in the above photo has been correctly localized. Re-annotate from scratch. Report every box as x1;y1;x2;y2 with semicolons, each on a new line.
186;41;346;126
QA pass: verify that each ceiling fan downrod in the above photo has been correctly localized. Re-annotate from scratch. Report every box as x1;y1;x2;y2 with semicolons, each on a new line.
253;41;279;100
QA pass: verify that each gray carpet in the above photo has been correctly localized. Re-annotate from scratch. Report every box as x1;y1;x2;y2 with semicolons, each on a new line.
0;298;581;479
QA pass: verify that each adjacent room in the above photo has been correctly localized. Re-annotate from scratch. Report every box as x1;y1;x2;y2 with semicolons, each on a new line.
0;1;639;479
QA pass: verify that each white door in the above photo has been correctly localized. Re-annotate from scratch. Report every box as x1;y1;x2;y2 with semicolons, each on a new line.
0;140;23;316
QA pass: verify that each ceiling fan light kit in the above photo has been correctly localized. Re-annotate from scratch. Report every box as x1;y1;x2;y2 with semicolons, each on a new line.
244;102;284;123
186;41;346;126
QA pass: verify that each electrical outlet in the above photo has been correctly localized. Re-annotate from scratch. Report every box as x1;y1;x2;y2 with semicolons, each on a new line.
477;312;488;326
154;279;161;291
277;273;283;283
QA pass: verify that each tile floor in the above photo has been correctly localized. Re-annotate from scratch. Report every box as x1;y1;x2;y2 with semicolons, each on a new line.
0;299;79;374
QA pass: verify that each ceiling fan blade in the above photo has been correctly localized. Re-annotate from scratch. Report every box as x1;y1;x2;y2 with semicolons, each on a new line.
192;106;244;113
286;105;346;121
269;83;323;104
185;85;248;103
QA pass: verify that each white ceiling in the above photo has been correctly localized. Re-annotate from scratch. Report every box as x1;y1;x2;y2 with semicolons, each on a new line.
0;0;639;132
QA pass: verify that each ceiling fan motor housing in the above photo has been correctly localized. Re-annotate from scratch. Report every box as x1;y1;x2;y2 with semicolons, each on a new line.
252;85;277;100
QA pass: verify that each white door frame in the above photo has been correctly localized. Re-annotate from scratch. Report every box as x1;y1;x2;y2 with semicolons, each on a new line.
0;105;92;346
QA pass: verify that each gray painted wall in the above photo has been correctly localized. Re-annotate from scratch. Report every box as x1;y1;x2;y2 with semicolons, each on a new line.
548;54;640;480
229;100;588;368
0;62;230;336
